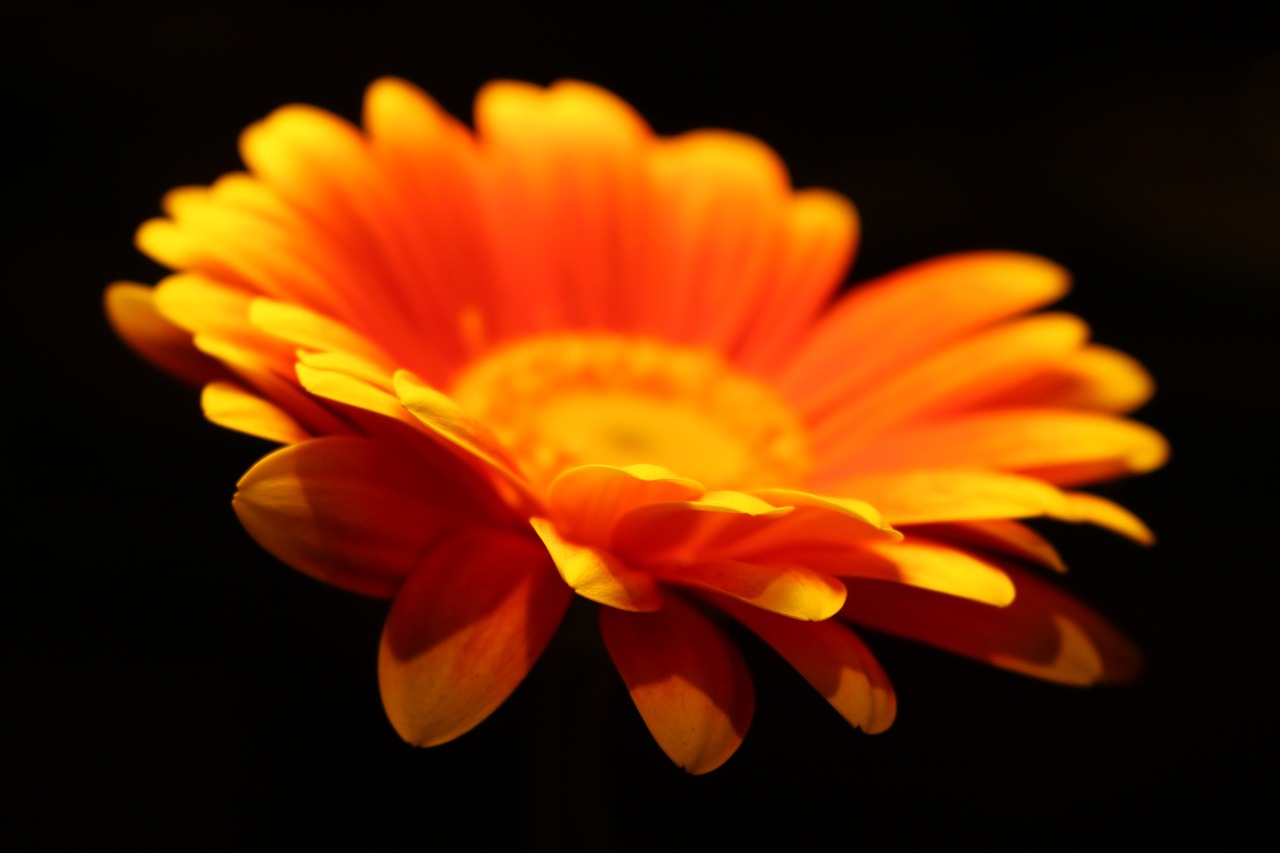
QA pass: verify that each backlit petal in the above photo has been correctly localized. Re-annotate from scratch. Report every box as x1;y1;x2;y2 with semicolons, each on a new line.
841;566;1141;685
829;409;1169;486
379;528;571;746
655;560;847;621
104;282;225;387
545;463;704;546
814;537;1017;606
777;251;1070;415
989;344;1156;414
714;595;895;733
233;436;517;597
201;380;311;444
600;597;754;774
530;518;662;612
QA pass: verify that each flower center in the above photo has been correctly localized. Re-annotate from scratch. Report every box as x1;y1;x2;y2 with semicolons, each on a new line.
450;333;811;491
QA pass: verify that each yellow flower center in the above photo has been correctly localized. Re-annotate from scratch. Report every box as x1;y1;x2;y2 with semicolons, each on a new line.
450;333;812;491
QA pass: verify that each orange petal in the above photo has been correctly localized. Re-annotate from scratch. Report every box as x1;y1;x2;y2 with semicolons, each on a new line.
828;408;1169;486
545;464;704;546
612;489;895;566
104;282;225;387
714;595;895;733
733;188;860;373
529;518;662;612
600;597;754;774
841;565;1141;685
364;77;496;367
823;469;1071;525
201;380;311;444
1060;492;1155;545
654;560;846;621
777;251;1071;414
233;436;517;597
379;528;571;746
198;336;355;439
477;80;653;337
987;344;1156;414
809;313;1090;456
814;538;1017;606
635;130;791;347
906;519;1068;573
248;298;397;369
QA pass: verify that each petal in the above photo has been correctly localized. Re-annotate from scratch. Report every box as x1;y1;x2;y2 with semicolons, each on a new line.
906;520;1068;573
476;80;653;336
827;408;1169;486
776;251;1071;413
545;463;704;546
654;560;847;621
529;518;662;612
233;436;517;597
600;597;754;774
611;489;895;566
248;297;397;369
201;380;311;444
104;282;225;387
814;538;1017;607
841;565;1142;685
988;344;1156;414
379;528;571;746
824;469;1072;524
809;313;1090;456
732;188;860;372
1060;492;1155;545
713;595;895;733
636;130;791;346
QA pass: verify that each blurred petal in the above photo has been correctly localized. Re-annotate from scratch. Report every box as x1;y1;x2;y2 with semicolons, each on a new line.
379;528;571;746
202;380;311;444
104;282;225;387
600;597;754;774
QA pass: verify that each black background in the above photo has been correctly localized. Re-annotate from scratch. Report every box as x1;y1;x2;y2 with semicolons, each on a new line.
7;3;1278;847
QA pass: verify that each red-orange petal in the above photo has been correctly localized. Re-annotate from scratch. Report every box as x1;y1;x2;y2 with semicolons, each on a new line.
600;597;754;774
379;528;571;746
777;251;1070;416
233;435;517;597
841;565;1141;685
714;595;896;733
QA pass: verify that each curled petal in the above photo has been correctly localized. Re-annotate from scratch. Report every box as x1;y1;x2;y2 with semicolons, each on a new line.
655;560;847;621
612;489;895;566
233;436;516;597
714;595;895;733
545;463;704;546
380;528;572;746
530;518;662;612
600;597;754;774
1061;492;1155;545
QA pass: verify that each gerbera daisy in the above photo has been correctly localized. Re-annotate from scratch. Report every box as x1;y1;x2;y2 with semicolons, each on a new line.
105;78;1167;774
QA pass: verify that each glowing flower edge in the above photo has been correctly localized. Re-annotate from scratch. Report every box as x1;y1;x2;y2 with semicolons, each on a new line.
106;78;1167;773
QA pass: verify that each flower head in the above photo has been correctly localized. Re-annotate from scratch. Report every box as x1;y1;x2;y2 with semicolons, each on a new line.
106;78;1167;773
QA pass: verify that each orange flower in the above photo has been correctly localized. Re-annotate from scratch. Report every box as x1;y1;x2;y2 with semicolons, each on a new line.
105;78;1168;774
